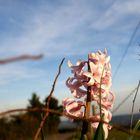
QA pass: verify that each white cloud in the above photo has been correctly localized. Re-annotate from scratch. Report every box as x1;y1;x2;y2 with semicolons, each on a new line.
0;0;99;57
0;0;139;59
91;0;140;30
0;63;46;86
0;0;139;81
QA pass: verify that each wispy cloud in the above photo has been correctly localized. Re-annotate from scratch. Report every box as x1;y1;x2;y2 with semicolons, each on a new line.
0;0;139;80
0;63;46;86
91;0;140;30
0;0;112;56
0;0;140;112
0;0;139;58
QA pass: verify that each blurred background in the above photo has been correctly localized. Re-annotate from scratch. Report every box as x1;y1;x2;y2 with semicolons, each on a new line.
0;0;140;139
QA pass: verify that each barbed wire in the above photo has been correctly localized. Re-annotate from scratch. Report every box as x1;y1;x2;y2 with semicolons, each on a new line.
0;54;43;64
34;58;65;140
0;107;140;137
113;21;140;81
130;80;140;129
112;87;137;114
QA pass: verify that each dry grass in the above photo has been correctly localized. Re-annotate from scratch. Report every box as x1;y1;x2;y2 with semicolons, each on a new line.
45;132;74;140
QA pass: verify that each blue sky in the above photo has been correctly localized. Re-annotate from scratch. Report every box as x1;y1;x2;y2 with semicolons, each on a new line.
0;0;140;115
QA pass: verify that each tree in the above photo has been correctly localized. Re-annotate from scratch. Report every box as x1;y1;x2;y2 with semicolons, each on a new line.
44;96;63;134
0;93;63;140
27;93;62;134
27;93;43;118
28;92;43;108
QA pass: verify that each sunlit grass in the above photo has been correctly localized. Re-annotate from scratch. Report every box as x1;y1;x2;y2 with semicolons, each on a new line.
108;128;140;140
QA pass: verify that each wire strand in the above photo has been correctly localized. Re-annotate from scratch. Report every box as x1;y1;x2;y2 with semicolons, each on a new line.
113;21;140;81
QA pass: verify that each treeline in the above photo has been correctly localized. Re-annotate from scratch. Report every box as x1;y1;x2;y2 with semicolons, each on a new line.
0;93;63;140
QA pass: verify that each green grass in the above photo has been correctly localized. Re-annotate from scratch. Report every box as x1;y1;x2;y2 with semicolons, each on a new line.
66;128;140;140
108;128;140;140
